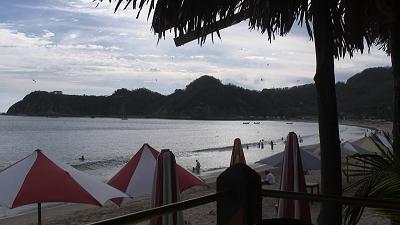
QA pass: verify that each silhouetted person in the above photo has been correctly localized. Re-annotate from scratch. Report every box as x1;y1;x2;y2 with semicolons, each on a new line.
270;141;274;150
195;160;201;174
80;155;85;161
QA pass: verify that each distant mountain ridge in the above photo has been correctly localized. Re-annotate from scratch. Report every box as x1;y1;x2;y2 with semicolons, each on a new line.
7;67;393;120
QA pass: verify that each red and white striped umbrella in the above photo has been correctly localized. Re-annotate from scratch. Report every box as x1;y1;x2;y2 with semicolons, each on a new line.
108;144;205;205
0;149;128;224
277;132;311;223
150;149;184;225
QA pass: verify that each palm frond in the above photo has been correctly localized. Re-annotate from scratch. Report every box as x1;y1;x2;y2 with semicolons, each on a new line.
343;136;400;224
95;0;391;58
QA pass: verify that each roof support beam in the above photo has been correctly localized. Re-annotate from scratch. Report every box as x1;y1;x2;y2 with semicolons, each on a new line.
174;10;249;47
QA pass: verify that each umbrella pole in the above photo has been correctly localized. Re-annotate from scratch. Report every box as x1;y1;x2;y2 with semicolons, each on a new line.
38;203;42;225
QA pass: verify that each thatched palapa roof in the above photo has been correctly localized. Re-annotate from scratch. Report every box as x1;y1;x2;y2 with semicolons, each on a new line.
97;0;392;58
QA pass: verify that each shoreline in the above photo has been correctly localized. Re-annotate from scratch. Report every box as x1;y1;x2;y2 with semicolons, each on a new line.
0;119;392;224
2;114;393;132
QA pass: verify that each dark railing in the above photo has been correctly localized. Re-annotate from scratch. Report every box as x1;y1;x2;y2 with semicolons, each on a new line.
87;164;400;225
88;192;226;225
262;189;400;210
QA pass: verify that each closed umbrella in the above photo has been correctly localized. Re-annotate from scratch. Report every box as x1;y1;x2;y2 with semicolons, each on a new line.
108;144;205;205
150;149;184;225
0;149;128;225
230;138;246;166
277;132;311;223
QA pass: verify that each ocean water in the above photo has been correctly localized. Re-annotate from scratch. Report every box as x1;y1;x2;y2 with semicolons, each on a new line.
0;115;367;218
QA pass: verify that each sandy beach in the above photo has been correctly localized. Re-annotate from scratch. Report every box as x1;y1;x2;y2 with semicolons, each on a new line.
0;166;391;225
0;120;393;225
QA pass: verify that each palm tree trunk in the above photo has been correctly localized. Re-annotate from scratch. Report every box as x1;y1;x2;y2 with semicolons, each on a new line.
392;21;400;162
312;0;342;224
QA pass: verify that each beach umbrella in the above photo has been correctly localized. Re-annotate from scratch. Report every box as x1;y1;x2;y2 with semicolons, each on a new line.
351;137;382;154
309;141;371;157
372;132;393;151
150;149;184;225
256;148;321;171
230;138;246;166
108;143;205;205
277;132;311;223
0;149;128;225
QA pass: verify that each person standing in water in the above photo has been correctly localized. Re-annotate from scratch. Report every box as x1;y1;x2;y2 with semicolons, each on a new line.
270;140;274;150
195;160;201;174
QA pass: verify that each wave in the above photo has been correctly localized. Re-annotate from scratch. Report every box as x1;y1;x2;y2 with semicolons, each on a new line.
70;157;129;171
192;139;286;153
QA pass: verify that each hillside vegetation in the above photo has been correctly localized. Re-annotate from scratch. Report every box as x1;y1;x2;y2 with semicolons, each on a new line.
7;67;393;120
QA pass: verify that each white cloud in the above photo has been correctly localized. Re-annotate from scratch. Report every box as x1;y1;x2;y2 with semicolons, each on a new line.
42;30;55;39
68;33;78;39
190;55;205;59
0;0;393;112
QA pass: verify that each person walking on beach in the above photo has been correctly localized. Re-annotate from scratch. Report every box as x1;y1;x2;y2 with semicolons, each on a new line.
270;140;274;150
195;160;201;174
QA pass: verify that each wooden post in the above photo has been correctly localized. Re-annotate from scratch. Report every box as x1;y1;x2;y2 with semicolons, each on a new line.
38;202;42;225
217;164;261;225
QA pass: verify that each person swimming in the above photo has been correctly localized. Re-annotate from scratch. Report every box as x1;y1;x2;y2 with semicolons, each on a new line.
80;155;85;161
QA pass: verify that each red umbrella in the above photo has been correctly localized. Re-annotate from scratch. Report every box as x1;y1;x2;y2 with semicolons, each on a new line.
230;138;246;166
277;132;311;223
150;149;184;225
108;144;205;205
0;149;128;225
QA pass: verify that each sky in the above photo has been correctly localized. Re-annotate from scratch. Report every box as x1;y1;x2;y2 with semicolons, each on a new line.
0;0;392;112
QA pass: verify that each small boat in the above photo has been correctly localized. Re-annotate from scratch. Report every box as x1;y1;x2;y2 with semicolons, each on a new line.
243;122;250;124
254;122;261;124
286;122;293;124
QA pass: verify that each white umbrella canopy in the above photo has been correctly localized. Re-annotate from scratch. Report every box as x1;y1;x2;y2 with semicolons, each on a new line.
256;148;321;171
0;149;128;224
303;141;371;157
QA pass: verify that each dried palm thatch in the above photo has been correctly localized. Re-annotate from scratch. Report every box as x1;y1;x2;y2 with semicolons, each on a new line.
95;0;372;58
340;0;396;54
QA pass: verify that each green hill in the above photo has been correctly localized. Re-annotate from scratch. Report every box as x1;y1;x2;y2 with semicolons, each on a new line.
7;67;393;120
